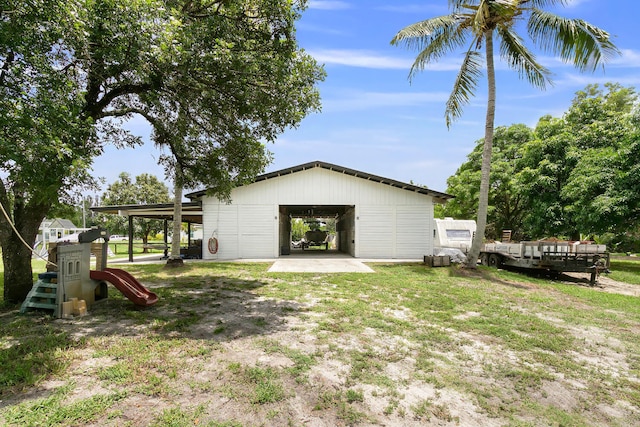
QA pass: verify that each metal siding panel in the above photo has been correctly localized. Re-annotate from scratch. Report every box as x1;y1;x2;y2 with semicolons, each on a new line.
358;206;394;258
396;206;429;258
239;205;275;258
216;205;239;259
202;203;239;260
228;167;434;207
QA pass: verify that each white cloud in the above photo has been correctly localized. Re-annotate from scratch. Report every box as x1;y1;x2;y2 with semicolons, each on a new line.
557;72;640;87
610;49;640;68
322;90;450;112
308;48;465;71
565;0;591;8
309;49;413;69
308;1;351;10
311;46;640;74
376;4;447;14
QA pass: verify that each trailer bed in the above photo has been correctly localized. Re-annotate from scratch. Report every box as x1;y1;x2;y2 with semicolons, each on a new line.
480;241;610;284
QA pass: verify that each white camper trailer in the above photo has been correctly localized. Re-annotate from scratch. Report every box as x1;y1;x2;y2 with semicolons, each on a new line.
434;218;476;253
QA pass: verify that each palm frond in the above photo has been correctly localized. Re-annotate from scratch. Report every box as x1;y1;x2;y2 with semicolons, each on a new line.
445;48;484;127
517;0;568;8
498;25;552;89
448;0;475;10
391;15;471;81
391;15;461;52
527;9;620;72
471;0;490;34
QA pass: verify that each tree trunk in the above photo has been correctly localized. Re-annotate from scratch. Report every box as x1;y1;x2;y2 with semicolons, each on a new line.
2;233;37;303
0;199;45;303
166;167;184;268
466;30;497;268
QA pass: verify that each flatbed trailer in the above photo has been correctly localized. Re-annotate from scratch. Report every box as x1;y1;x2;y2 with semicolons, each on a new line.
480;241;610;285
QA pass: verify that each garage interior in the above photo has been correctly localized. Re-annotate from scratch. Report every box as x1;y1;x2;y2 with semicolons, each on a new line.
279;205;355;257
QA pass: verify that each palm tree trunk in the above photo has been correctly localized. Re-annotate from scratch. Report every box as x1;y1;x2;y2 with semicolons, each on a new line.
467;30;497;268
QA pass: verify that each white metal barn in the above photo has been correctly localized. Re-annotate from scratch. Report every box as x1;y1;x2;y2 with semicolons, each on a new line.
188;161;452;260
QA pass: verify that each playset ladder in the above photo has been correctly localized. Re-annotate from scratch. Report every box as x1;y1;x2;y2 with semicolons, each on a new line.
20;273;59;317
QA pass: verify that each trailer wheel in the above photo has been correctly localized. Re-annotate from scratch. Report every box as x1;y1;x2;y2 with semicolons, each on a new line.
488;254;502;268
480;253;489;266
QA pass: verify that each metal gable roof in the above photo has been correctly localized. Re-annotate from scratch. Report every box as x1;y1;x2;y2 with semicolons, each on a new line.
186;160;453;203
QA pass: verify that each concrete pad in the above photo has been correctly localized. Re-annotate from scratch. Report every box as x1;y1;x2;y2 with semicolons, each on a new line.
268;257;375;273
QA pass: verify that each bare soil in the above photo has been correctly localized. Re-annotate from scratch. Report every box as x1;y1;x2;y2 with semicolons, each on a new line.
560;272;640;297
1;267;639;426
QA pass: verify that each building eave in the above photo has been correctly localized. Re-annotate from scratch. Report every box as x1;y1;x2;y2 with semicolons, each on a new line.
186;160;453;203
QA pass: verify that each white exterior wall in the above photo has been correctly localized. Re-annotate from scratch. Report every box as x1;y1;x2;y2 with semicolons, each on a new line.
434;218;477;252
202;167;435;259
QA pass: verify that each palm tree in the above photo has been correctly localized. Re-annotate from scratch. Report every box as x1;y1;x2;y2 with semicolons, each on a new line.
391;0;618;267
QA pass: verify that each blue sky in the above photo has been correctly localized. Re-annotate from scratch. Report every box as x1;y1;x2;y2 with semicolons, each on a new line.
93;0;640;194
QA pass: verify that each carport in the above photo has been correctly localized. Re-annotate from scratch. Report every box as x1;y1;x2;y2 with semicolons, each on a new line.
91;202;203;262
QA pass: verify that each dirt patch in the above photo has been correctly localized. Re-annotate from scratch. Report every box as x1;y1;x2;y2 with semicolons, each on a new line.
560;272;640;297
2;265;639;426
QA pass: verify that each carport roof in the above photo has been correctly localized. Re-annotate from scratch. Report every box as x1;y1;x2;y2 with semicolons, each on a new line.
91;201;203;223
187;160;453;203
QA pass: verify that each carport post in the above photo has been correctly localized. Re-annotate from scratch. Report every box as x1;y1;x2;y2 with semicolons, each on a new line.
128;216;134;262
163;219;168;258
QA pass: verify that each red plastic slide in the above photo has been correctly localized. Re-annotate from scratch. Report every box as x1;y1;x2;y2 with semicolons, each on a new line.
90;268;158;306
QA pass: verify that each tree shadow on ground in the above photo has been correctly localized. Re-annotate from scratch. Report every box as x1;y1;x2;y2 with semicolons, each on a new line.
448;264;538;290
0;273;303;406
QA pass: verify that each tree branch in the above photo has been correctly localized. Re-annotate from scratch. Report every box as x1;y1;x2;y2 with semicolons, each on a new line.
0;50;15;87
83;82;155;120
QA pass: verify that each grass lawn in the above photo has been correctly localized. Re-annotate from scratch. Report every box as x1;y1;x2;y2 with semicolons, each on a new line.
1;258;639;426
608;258;640;285
107;241;169;257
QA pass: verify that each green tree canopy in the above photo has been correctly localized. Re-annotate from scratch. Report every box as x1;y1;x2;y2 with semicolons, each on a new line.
391;0;617;266
546;84;638;236
99;173;171;247
0;0;324;302
443;83;639;245
444;124;534;240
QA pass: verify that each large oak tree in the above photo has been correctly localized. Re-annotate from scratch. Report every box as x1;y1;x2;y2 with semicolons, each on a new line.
0;0;324;302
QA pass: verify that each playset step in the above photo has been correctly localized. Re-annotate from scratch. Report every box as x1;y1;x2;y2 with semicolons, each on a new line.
20;273;60;317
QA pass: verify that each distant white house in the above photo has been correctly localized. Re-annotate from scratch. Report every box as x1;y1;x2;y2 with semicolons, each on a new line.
34;218;86;257
37;218;84;242
187;161;453;260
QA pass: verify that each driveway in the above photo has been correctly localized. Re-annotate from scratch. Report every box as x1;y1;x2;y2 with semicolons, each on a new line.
268;256;375;273
111;251;421;273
